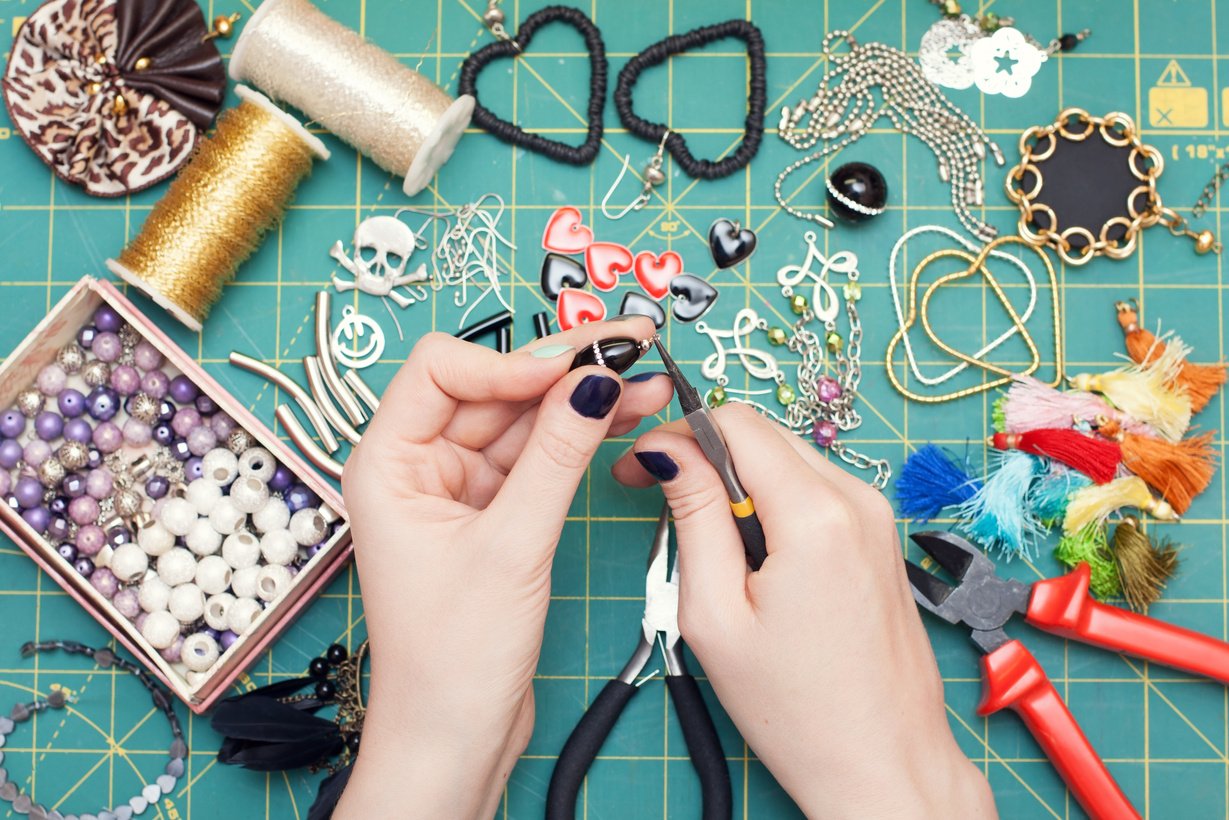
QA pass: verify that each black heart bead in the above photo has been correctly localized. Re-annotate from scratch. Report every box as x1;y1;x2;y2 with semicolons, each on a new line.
708;219;757;269
571;337;643;374
826;162;888;223
541;253;588;300
619;291;666;329
669;274;718;323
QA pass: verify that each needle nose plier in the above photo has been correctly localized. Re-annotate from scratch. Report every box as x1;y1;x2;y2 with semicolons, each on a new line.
907;530;1229;820
546;504;732;819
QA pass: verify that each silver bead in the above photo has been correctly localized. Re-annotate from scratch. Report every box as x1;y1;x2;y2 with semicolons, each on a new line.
81;360;110;388
644;165;666;186
38;458;66;489
16;389;43;418
114;488;142;518
58;441;89;471
117;325;139;351
226;429;255;455
128;393;159;425
482;6;505;25
56;343;85;373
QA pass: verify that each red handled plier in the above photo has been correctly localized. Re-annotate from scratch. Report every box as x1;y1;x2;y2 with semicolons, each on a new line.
907;531;1229;820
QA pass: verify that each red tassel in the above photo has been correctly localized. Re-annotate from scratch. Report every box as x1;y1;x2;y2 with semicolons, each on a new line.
1117;301;1226;413
991;429;1122;484
1096;418;1217;515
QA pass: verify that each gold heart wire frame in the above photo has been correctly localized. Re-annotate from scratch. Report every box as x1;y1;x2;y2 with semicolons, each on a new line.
885;236;1064;403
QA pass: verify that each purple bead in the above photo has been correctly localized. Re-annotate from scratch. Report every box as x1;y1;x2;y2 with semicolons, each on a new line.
22;506;50;533
202;627;222;641
57;389;86;418
211;412;237;439
141;370;169;399
86;448;103;469
816;376;843;404
113;588;141;619
0;472;9;497
93;304;123;333
0;409;25;438
133;340;163;372
812;420;838;448
74;556;95;576
110;365;141;396
169;439;192;461
36;364;68;396
92;421;122;454
86;387;119;422
160;635;184;663
47;516;71;542
0;439;22;469
35;411;64;441
61;473;87;498
76;524;104;556
123;419;152;447
169;375;199;405
268;464;294;494
306;542;326;559
194;394;218;416
145;475;170;499
23;440;51;467
171;407;202;438
187;425;216;456
85;468;113;499
152;423;174;447
107;526;132;547
157;399;176;423
184;457;204;482
284;484;318;513
92;332;122;364
69;495;100;526
56;542;78;563
77;325;99;350
220;630;239;651
14;476;43;509
90;567;119;599
48;495;68;515
63;417;93;444
4;495;20;514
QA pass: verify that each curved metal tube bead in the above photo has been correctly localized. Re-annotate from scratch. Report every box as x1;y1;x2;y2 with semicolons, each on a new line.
343;370;381;414
276;405;345;480
229;351;340;453
315;291;367;425
303;356;362;445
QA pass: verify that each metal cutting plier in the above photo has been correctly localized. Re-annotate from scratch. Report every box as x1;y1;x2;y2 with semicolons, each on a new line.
545;504;732;819
907;530;1229;820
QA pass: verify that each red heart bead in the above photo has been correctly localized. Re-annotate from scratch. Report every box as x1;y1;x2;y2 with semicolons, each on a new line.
541;206;594;254
556;288;607;330
633;251;682;300
585;242;635;291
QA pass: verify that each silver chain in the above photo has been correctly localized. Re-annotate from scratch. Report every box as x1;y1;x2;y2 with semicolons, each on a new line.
1192;162;1229;219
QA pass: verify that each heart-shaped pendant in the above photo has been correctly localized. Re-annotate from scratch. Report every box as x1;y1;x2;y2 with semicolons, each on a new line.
620;291;666;328
669;274;718;322
708;219;757;268
633;251;682;300
557;288;607;330
541;253;588;300
542;206;594;254
585;242;634;291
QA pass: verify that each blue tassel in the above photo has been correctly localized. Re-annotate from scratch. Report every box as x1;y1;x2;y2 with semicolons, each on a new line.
1028;463;1092;526
895;444;982;521
957;450;1046;560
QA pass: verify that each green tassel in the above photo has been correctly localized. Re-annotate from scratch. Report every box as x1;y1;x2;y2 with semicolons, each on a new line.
991;395;1008;434
1055;524;1121;599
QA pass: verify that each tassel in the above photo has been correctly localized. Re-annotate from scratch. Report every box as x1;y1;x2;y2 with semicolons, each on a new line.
1001;375;1157;438
1071;359;1192;443
1096;418;1216;515
957;450;1046;559
1055;524;1121;599
309;764;354;820
991;429;1122;484
1111;516;1179;613
895;444;982;521
1063;476;1178;534
1117;300;1226;413
991;396;1007;434
1027;463;1092;526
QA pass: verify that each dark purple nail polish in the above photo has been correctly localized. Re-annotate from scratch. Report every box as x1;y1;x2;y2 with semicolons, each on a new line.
569;375;621;419
627;371;667;383
635;451;679;482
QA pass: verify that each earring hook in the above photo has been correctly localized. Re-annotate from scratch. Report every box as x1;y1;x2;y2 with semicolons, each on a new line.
601;131;670;220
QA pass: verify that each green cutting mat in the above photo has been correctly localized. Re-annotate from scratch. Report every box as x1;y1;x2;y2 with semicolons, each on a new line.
1;0;1227;816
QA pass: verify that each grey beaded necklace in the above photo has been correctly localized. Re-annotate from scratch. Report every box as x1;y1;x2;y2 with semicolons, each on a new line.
0;641;187;820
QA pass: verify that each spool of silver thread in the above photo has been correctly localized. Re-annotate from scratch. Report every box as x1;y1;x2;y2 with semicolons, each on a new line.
230;0;474;195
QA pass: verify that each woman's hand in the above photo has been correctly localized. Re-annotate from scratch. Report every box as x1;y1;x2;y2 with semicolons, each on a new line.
613;404;996;819
336;317;670;820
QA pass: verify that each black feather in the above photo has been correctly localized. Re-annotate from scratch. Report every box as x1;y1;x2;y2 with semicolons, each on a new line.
308;764;354;820
221;676;317;702
210;695;336;741
219;733;345;771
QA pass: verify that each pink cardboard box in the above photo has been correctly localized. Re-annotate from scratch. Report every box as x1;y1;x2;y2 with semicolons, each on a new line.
0;276;352;714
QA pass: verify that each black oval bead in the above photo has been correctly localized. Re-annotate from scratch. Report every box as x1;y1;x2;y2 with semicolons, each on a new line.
309;657;331;679
826;162;888;223
346;733;361;752
315;680;337;701
570;338;643;374
326;644;348;665
1059;33;1079;51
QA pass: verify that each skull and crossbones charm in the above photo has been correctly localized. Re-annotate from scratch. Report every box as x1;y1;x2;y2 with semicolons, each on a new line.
329;216;429;308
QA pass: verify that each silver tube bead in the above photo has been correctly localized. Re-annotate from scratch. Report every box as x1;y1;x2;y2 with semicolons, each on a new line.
314;291;367;426
276;405;344;481
229;352;340;453
303;356;362;446
343;370;381;414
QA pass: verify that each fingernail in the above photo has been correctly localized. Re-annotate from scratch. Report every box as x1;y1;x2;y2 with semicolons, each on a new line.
608;313;641;322
569;375;621;419
635;451;679;482
627;371;667;383
532;344;574;359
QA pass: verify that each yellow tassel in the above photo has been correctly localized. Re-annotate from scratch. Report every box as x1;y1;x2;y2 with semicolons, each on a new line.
1071;358;1191;442
1064;476;1178;534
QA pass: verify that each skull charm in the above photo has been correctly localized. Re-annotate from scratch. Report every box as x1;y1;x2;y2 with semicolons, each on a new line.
330;216;429;308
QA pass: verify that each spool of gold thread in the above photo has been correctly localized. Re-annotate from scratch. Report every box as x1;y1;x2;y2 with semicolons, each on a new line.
106;86;329;331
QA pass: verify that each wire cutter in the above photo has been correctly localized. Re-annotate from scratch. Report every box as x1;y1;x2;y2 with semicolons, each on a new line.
654;338;768;570
907;530;1229;820
546;504;732;820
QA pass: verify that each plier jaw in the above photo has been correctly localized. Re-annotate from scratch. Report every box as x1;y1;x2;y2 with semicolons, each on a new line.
619;504;684;683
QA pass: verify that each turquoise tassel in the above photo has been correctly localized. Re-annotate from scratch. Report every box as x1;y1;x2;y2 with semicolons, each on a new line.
1028;464;1092;526
895;444;982;522
957;450;1046;560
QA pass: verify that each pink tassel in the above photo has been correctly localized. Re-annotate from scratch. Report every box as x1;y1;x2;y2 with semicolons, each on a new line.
1002;375;1158;438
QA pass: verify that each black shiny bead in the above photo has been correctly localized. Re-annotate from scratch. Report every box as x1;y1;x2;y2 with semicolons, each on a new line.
669;275;719;323
619;292;666;329
326;644;348;665
315;680;337;701
345;733;361;752
826;162;888;223
308;657;331;679
570;338;643;375
707;218;757;269
1059;33;1079;51
540;253;588;300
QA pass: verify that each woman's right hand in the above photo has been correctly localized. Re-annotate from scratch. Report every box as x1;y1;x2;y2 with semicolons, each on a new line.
613;404;996;819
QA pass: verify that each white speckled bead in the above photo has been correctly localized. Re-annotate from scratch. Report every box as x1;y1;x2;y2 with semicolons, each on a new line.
156;548;197;587
159;497;197;537
256;564;293;602
185;479;222;516
141;610;181;650
227;596;263;633
138;576;172;613
251;497;290;534
260;529;298;566
238;447;277;482
289;508;328;546
204;592;235;631
209;497;246;536
195;555;233;595
186;518;223;557
184;669;207;687
230;565;260;599
319;504;341;524
168;583;206;623
136;520;175;557
229;476;269;514
110;543;149;584
222;531;260;569
201;448;239;486
181;632;221;673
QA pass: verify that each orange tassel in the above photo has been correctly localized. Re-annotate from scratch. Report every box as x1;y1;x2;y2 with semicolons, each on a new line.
1097;417;1217;515
1116;301;1226;413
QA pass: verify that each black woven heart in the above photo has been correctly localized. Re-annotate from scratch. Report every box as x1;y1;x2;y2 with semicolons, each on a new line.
458;6;607;166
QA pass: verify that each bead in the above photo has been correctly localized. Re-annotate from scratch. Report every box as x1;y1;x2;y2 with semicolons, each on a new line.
34;411;63;441
55;388;85;419
979;11;1000;30
226;429;255;455
789;294;809;314
482;6;504;26
1196;230;1217;254
211;412;237;439
171;407;202;439
187;426;217;457
208;497;246;536
326;643;348;665
57;441;89;471
56;541;78;563
256;564;292;602
226;597;263;634
186;479;222;516
152;423;174;447
169;439;192;461
133;341;162;371
288;508;327;546
113;488;141;518
63;417;93;443
141;370;169;399
816;376;843;403
57;342;85;373
230;476;269;514
186;518;222;557
93;304;122;332
110;365;141;396
196;555;233;596
90;567;119;598
76;524;105;556
1059;32;1079;51
284;484;318;513
156;548;197;586
766;327;788;346
61;472;86;498
644;164;666;186
181;632;220;673
36;365;67;396
776;384;797;405
168;583;205;623
707;386;727;408
229;565;260;600
826;162;888;223
315;680;337;700
81;360;111;389
0;439;21;469
237;448;276;482
38;457;66;488
157;498;195;537
92;332;122;363
219;630;240;652
145;475;170;500
259;529;298;566
195;394;218;415
16;389;44;417
826;331;844;353
92;420;123;453
74;556;96;576
110;543;149;583
161;634;185;663
204;592;234;631
107;525;132;547
843;282;862;302
139;577;172;613
267;465;294;495
112;587;141;619
22;506;50;534
168;376;199;405
942;0;961;15
309;656;330;679
812;419;838;448
86;468;113;500
141;610;181;650
184;456;204;482
0;410;24;438
0;472;9;497
251;497;290;534
222;531;260;570
201;448;239;487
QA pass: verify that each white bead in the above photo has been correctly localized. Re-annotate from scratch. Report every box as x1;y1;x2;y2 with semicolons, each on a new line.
260;529;298;566
238;447;276;482
204;592;235;631
222;531;260;569
137;521;175;557
202;448;239;486
186;479;222;516
289;508;328;546
95;544;114;570
230;565;260;599
168;583;206;623
156;548;197;587
184;669;207;688
319;504;341;524
229;476;269;514
251;497;290;534
186;518;222;557
227;597;263;633
141;610;181;650
209;497;246;535
181;632;220;673
110;543;149;584
159;497;197;537
256;564;293;602
138;576;172;613
195;555;233;595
